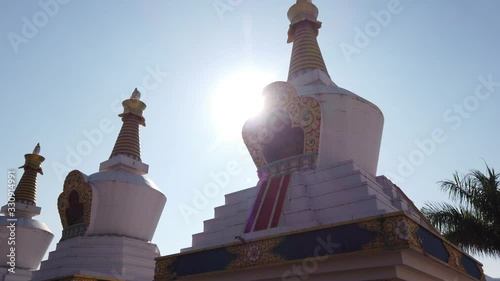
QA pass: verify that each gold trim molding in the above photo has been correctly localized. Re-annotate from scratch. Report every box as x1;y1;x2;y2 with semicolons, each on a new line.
226;237;285;270
359;216;421;250
58;170;93;240
154;256;177;281
443;242;466;273
242;81;321;171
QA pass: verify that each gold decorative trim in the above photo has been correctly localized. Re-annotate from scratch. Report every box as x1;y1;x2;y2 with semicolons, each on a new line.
226;238;285;270
443;242;466;273
154;256;176;281
478;263;487;281
121;99;146;122
154;213;484;280
359;216;421;251
58;170;93;240
14;152;45;204
242;81;321;171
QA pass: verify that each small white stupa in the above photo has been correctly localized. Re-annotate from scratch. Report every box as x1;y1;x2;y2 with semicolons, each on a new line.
32;89;167;281
0;144;54;281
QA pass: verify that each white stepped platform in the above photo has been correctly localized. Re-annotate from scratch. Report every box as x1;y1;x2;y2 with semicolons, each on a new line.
185;160;431;252
31;236;160;281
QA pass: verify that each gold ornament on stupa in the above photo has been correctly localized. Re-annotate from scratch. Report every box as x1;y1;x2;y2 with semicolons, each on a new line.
15;143;45;204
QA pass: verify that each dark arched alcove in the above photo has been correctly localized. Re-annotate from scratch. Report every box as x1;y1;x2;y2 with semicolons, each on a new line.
66;190;84;226
261;112;305;164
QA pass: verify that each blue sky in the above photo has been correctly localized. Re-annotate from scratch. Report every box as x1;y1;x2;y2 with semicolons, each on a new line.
1;0;499;277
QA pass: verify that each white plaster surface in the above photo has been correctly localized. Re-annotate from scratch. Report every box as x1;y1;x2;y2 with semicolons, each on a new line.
86;161;166;241
33;157;166;281
32;236;160;281
0;268;33;281
186;160;431;251
0;216;53;272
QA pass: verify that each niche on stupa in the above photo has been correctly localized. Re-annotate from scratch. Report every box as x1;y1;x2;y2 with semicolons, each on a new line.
243;81;321;179
261;110;305;163
58;170;93;241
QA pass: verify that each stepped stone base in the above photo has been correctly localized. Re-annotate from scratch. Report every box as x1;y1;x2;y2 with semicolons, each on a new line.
32;236;160;281
185;160;428;251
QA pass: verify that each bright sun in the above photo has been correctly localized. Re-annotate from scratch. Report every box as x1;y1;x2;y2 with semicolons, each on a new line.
211;70;277;140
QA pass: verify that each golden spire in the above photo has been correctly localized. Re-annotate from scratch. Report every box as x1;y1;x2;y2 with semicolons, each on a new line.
14;143;45;205
287;0;329;80
110;88;146;161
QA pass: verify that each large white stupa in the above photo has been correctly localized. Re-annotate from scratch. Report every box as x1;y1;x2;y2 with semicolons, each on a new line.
32;89;166;281
154;1;486;281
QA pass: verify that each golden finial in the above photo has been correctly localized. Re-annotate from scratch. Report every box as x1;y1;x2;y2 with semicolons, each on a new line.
33;143;41;155
19;144;45;174
120;88;146;126
286;0;328;79
131;87;141;100
287;0;321;43
109;88;147;161
14;144;45;204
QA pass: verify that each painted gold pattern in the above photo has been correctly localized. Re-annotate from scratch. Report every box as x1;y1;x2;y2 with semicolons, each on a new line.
154;257;177;281
259;153;317;179
154;213;484;280
226;238;285;270
478;263;487;281
58;170;93;240
242;81;321;173
359;216;421;251
443;242;466;273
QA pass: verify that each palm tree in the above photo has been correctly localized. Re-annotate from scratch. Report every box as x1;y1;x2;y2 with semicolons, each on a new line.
421;166;500;257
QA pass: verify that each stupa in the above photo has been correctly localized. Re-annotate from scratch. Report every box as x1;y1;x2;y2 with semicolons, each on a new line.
154;1;486;280
32;89;167;281
0;144;54;281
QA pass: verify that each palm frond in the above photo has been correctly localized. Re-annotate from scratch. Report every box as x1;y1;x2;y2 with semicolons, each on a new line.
423;165;500;258
438;172;475;206
422;201;499;257
422;202;464;233
469;166;500;224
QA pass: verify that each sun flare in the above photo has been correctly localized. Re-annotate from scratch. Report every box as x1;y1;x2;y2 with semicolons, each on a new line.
211;70;276;140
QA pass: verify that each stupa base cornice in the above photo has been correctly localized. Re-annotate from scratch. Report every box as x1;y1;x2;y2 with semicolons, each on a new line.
155;212;484;281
